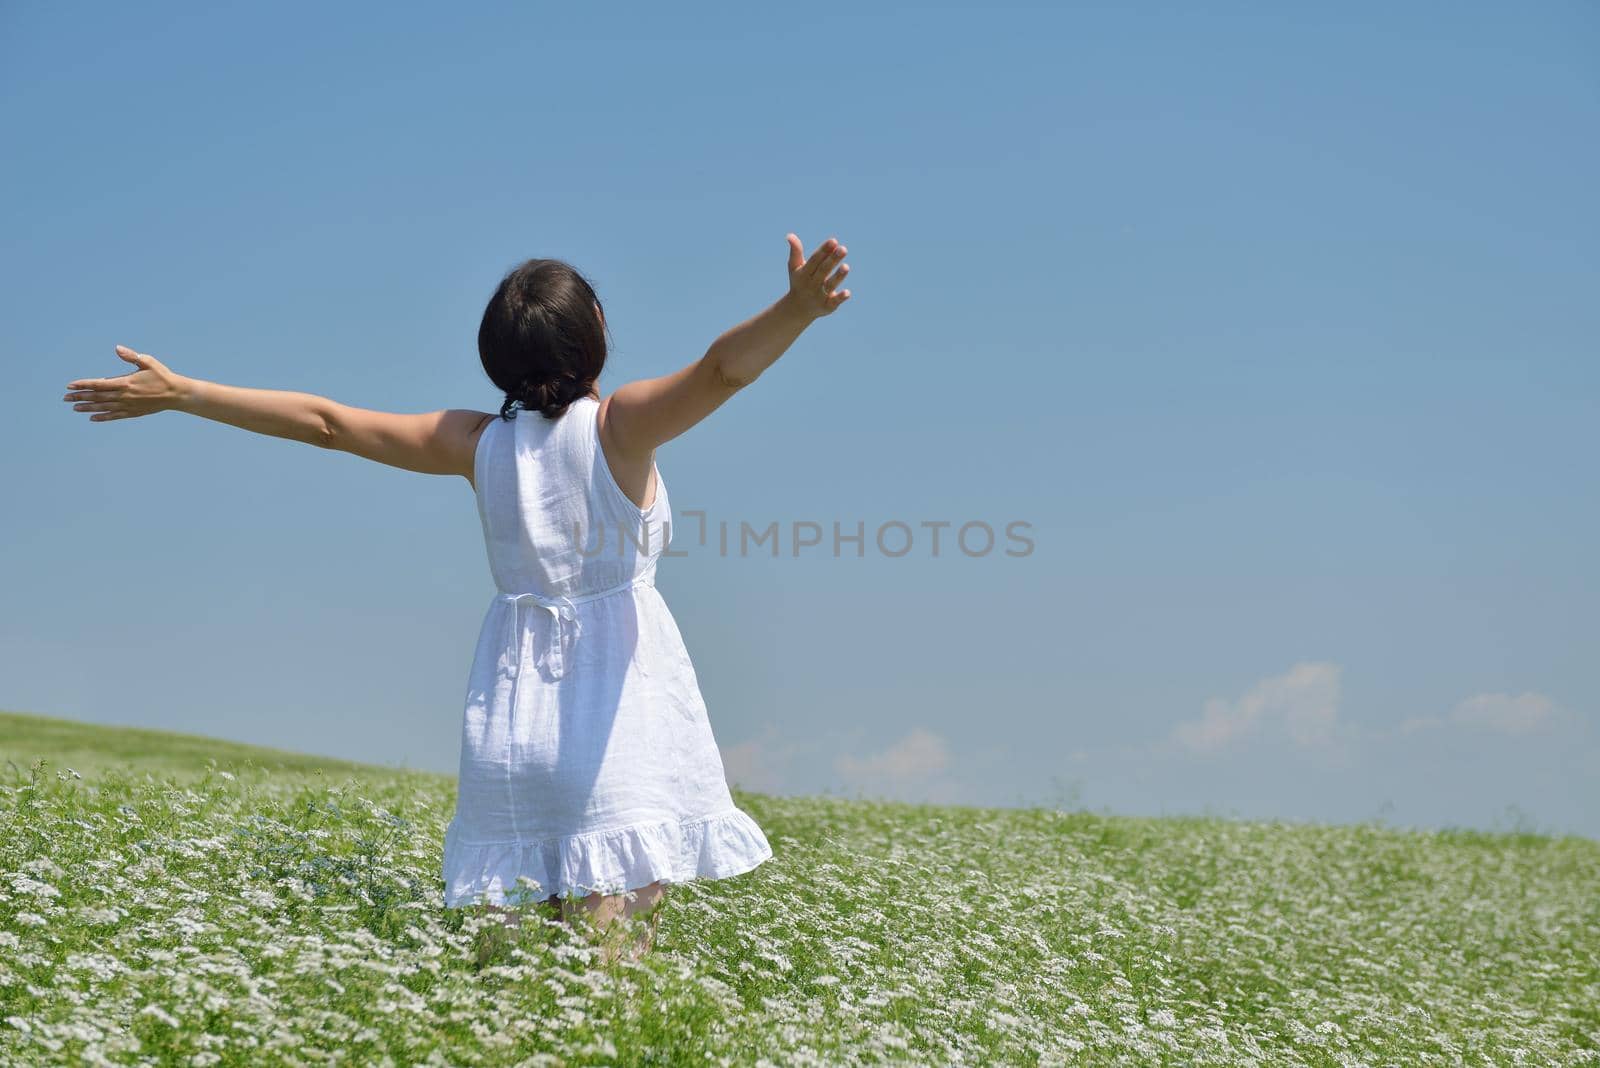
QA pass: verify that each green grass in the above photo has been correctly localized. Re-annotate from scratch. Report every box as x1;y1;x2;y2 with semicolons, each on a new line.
3;707;1597;1066
0;709;403;785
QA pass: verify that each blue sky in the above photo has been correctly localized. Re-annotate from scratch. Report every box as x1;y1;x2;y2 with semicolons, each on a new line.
4;1;1596;839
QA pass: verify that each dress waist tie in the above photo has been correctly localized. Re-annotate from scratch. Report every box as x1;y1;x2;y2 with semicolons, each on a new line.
496;573;655;682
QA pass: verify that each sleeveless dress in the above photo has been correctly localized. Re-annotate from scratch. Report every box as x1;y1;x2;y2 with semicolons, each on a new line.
441;395;774;907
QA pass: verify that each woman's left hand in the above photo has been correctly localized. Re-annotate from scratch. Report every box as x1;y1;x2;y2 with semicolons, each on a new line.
64;345;190;421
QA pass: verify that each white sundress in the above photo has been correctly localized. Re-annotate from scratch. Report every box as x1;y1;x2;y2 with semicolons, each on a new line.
441;395;773;907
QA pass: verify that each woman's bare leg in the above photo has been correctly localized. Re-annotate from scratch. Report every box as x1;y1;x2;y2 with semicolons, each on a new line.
477;884;667;965
558;881;667;962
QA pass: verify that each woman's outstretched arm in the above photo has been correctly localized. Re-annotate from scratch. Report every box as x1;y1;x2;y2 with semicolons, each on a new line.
597;232;852;497
64;345;491;482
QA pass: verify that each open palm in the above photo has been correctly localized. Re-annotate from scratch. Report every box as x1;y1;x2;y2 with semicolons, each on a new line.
63;346;186;422
785;233;851;319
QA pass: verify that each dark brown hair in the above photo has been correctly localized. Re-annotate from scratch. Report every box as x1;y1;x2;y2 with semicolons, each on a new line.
478;258;609;420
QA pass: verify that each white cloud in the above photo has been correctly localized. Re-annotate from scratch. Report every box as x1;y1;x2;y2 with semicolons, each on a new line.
1171;662;1341;754
835;727;951;782
1389;692;1563;739
1448;692;1556;735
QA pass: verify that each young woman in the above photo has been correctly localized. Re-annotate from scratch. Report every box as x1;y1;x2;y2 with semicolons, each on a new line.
63;233;852;964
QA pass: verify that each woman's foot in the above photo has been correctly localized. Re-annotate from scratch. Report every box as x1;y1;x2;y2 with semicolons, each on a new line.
472;905;520;968
474;882;666;967
595;912;657;964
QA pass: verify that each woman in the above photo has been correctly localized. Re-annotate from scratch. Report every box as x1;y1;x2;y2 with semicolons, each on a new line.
62;232;853;964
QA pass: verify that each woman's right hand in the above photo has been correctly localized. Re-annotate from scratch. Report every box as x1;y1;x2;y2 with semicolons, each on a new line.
784;233;851;319
64;345;192;422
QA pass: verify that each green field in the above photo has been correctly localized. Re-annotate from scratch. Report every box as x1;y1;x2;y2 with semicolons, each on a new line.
3;708;1597;1066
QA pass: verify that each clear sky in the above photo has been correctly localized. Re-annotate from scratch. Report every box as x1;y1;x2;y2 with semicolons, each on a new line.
4;1;1596;839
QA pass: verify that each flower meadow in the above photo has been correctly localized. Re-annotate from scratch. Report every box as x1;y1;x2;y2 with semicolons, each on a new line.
2;713;1597;1066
